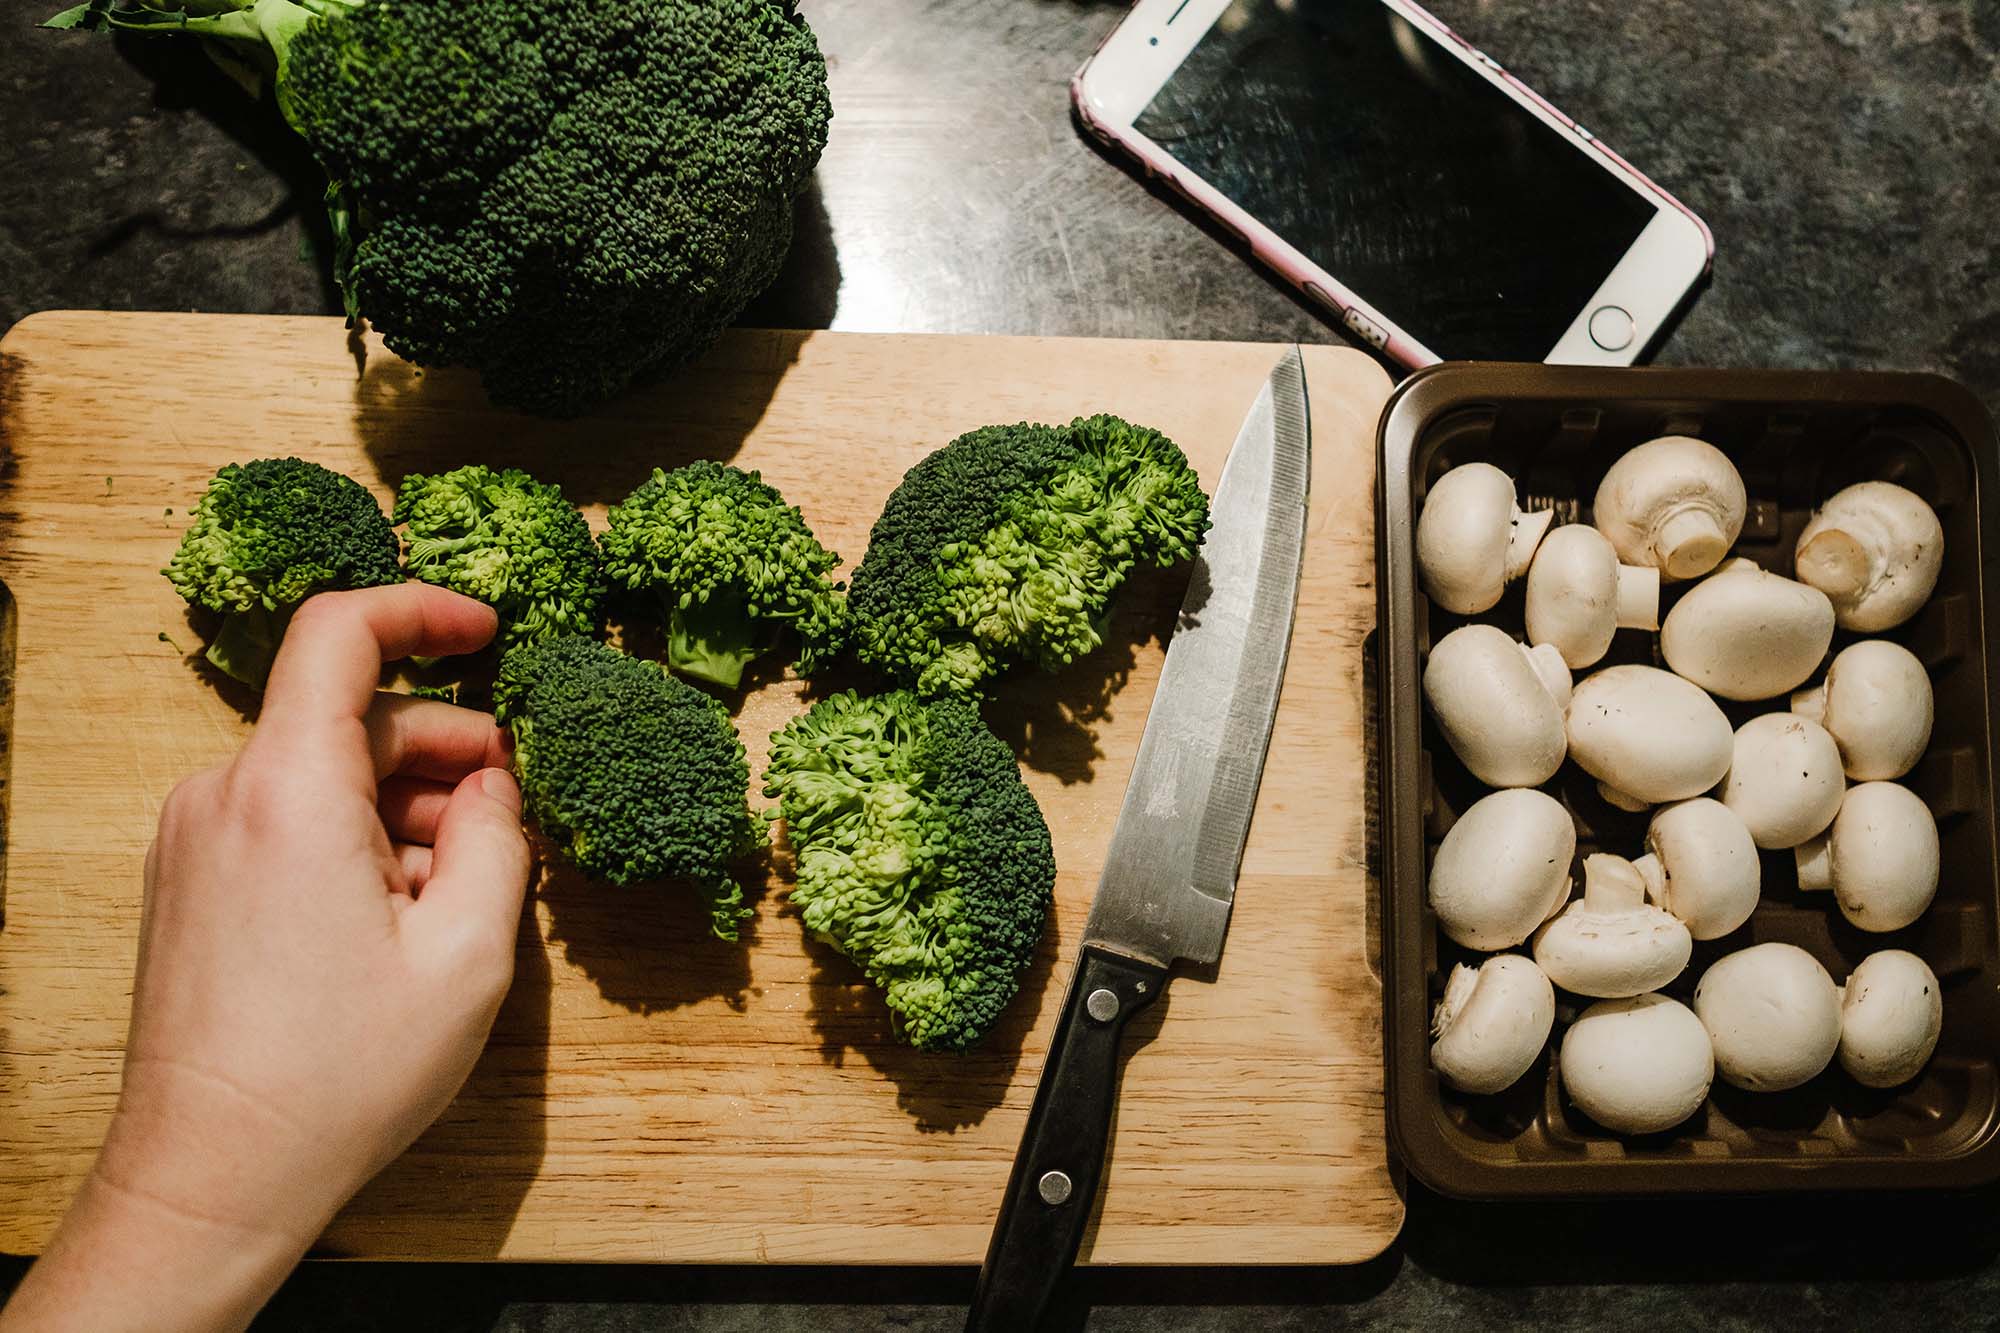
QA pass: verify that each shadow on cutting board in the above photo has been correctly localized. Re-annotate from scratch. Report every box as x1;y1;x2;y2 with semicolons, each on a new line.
537;857;763;1016
321;899;553;1259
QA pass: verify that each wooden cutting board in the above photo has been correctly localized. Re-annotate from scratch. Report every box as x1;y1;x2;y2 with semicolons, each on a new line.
0;311;1401;1265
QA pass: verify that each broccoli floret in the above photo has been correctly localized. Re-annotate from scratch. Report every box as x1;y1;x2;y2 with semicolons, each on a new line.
394;465;605;651
164;456;402;688
493;635;765;939
46;0;832;417
764;689;1055;1051
846;414;1211;695
601;462;845;689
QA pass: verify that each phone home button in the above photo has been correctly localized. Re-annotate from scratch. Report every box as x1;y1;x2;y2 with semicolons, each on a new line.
1588;304;1636;352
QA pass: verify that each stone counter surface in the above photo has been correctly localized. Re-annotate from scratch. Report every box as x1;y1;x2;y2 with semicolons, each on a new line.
4;1;1999;1328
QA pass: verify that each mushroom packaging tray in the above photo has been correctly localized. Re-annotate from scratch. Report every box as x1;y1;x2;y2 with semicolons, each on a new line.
1376;363;2000;1196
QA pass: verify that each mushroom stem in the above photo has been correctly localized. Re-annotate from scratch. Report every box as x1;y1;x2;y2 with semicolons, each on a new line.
1520;642;1573;710
1432;963;1481;1039
1505;508;1557;580
1791;683;1827;725
1598;781;1651;813
1795;832;1833;891
1615;564;1661;631
1631;852;1666;904
1580;853;1647;912
1795;528;1870;601
1656;507;1733;581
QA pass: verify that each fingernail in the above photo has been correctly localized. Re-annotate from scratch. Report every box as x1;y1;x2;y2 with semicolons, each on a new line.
481;767;521;812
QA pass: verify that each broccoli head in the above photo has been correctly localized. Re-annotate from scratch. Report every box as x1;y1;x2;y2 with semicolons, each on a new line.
493;635;766;939
764;689;1055;1051
164;456;403;687
395;465;605;651
602;462;846;689
845;414;1211;695
47;0;833;417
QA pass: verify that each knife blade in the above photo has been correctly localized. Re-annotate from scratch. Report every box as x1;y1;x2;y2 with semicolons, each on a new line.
966;347;1311;1332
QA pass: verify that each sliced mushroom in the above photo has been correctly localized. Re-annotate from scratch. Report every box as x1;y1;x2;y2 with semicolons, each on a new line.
1633;798;1760;940
1524;524;1661;669
1416;462;1556;614
1560;993;1713;1134
1566;665;1734;810
1795;781;1940;932
1429;788;1576;950
1430;955;1558;1094
1660;558;1834;701
1792;640;1934;781
1693;942;1842;1092
1793;481;1944;631
1533;854;1693;998
1838;949;1943;1088
1717;713;1845;850
1591;436;1747;581
1424;625;1568;788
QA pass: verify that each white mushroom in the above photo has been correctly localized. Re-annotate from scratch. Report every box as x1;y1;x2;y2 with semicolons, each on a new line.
1632;798;1760;940
1533;854;1693;998
1838;950;1943;1088
1424;625;1568;788
1430;956;1558;1094
1591;436;1747;581
1416;462;1556;614
1793;481;1944;631
1559;993;1713;1134
1428;788;1576;950
1566;665;1734;810
1659;558;1834;701
1791;640;1934;781
1795;781;1940;932
1523;524;1661;669
1693;942;1842;1092
1717;714;1845;850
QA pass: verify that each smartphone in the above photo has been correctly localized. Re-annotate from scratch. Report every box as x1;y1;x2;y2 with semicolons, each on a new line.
1073;0;1713;366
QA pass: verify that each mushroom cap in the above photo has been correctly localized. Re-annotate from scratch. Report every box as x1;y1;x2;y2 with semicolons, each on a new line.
1430;955;1558;1094
1793;640;1934;781
1566;665;1734;806
1693;942;1842;1092
1429;788;1577;949
1660;561;1835;701
1717;713;1845;849
1797;781;1940;932
1560;993;1714;1134
1424;625;1568;788
1416;462;1555;615
1793;481;1944;632
1635;797;1760;940
1838;949;1943;1088
1525;524;1661;669
1591;436;1747;582
1533;854;1693;997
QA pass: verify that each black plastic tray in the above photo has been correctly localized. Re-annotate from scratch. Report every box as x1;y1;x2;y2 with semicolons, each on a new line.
1377;364;2000;1195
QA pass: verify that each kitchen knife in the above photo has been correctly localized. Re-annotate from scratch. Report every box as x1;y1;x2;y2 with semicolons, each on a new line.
965;347;1311;1332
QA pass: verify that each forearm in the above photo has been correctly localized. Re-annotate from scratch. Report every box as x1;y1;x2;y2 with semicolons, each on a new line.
0;1168;309;1333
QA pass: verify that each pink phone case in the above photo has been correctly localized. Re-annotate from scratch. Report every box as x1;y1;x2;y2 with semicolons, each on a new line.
1071;1;1715;368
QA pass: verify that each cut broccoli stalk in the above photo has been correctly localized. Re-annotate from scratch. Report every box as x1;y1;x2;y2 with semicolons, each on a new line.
205;602;293;689
666;585;772;690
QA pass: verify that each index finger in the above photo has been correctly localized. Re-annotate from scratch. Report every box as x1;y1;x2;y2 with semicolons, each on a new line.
260;584;500;733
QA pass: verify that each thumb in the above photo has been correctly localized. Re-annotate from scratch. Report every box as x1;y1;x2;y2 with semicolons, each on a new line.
409;767;532;967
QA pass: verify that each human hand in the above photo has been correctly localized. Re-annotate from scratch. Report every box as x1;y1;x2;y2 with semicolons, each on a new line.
2;583;531;1333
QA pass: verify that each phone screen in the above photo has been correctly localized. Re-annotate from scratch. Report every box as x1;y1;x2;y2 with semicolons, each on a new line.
1133;0;1659;360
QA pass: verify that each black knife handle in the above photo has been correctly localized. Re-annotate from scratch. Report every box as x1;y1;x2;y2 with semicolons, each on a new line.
965;945;1169;1333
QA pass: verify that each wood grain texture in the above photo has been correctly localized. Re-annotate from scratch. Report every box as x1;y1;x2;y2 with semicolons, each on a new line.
0;311;1400;1264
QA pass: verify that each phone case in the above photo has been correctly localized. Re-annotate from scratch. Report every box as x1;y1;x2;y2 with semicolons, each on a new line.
1070;1;1715;369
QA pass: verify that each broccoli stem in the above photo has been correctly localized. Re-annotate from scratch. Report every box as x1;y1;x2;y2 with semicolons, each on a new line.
665;586;771;691
206;602;293;689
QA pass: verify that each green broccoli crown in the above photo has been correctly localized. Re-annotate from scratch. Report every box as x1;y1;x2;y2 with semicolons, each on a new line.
282;0;834;416
162;456;402;687
601;461;846;689
493;635;765;939
394;464;605;650
764;689;1055;1052
845;414;1211;695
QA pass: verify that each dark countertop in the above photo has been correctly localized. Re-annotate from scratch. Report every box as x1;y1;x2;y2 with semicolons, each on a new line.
4;1;2000;1328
